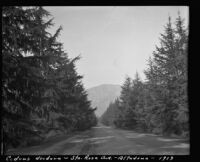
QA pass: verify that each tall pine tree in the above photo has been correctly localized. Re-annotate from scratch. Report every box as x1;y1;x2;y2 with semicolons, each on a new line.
2;6;97;154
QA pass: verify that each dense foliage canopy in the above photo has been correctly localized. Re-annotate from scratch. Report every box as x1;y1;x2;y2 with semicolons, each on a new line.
2;6;97;154
101;14;188;137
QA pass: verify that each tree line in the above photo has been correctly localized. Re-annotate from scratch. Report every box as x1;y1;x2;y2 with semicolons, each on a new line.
100;14;188;137
2;6;97;154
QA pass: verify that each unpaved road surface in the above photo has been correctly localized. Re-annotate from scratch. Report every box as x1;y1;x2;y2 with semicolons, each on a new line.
7;125;189;155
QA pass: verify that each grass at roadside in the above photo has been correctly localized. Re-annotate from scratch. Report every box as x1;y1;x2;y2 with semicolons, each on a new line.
6;130;85;155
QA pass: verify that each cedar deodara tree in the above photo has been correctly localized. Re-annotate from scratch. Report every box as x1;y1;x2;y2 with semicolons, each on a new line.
102;14;188;137
143;15;188;136
2;6;97;154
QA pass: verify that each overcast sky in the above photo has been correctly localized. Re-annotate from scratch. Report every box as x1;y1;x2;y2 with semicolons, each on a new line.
44;6;189;89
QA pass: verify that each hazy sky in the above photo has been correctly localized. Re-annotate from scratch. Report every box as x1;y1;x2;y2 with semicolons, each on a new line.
44;6;189;89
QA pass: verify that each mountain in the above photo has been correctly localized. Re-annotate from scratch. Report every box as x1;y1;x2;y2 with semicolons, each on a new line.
87;84;121;117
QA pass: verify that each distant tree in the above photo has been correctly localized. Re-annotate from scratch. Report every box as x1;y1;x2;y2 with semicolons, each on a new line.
100;99;120;126
113;73;146;130
115;76;133;128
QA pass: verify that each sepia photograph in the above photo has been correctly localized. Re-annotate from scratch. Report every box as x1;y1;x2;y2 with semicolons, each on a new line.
2;6;189;156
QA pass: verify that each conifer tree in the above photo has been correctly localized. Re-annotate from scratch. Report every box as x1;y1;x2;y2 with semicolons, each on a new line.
172;13;188;135
144;15;188;135
110;14;188;136
115;76;133;128
2;6;97;154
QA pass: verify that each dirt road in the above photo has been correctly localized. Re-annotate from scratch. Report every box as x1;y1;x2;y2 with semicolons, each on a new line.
7;125;189;155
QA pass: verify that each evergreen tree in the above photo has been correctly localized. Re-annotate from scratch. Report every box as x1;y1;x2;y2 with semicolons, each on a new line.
111;14;188;136
115;76;133;128
101;99;120;126
131;73;147;131
172;13;189;135
2;6;97;154
144;15;188;135
2;6;60;151
113;73;146;130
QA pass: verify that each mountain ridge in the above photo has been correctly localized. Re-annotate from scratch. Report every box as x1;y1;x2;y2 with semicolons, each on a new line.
86;84;121;91
87;84;121;117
